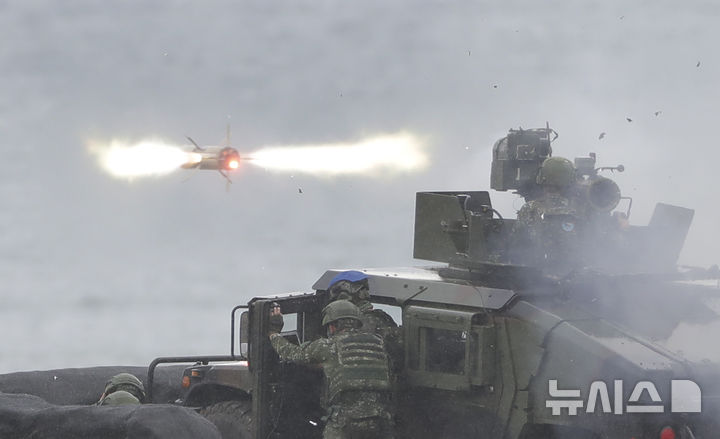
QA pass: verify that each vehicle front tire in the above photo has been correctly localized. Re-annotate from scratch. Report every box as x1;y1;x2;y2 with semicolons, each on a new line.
199;399;252;439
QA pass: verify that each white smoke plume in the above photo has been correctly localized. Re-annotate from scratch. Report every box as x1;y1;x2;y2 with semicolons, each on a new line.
249;133;427;175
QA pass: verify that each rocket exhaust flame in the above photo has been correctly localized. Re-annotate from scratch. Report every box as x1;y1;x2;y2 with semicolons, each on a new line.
90;132;427;179
89;139;197;178
248;133;427;175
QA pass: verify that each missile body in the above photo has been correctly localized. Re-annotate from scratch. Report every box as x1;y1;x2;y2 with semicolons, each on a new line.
181;147;242;171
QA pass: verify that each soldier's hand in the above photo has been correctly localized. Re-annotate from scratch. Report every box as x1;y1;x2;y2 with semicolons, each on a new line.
269;303;284;334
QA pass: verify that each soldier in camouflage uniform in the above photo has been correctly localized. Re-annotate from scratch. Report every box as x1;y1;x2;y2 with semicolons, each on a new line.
96;372;146;406
512;156;580;273
269;300;394;439
327;271;400;352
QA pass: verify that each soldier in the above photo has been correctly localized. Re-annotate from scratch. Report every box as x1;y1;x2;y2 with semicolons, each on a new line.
269;300;394;439
327;271;402;373
97;372;146;406
512;156;580;272
327;271;398;338
98;389;141;406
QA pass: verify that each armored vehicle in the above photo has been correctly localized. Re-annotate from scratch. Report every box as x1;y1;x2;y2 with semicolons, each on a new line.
147;127;720;439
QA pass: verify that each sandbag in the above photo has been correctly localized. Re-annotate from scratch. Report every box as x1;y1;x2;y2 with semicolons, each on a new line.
0;392;222;439
0;365;186;405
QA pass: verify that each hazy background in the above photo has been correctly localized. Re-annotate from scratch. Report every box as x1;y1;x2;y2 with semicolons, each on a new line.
1;0;719;372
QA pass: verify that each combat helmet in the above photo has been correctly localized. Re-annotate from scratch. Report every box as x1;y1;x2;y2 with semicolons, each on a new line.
328;270;370;304
536;156;576;187
99;390;141;406
103;373;146;402
321;299;362;327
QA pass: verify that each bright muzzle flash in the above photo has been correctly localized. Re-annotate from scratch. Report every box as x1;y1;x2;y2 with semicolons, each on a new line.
249;133;427;175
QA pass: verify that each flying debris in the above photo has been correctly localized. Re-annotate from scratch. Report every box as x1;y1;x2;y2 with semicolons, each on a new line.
626;117;633;122
298;188;303;194
696;61;701;67
598;132;606;140
654;110;662;116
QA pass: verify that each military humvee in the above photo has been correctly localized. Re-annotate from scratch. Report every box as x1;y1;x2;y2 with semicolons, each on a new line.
147;127;720;439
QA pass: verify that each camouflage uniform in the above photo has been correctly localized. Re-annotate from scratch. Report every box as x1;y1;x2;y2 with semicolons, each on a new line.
353;301;403;373
354;301;396;337
513;193;580;272
271;329;394;439
330;275;402;371
516;194;575;236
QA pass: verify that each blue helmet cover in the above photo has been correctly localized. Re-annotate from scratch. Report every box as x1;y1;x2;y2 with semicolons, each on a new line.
328;270;368;288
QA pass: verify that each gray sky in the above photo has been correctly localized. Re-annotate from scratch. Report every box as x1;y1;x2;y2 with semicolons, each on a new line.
1;0;719;371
